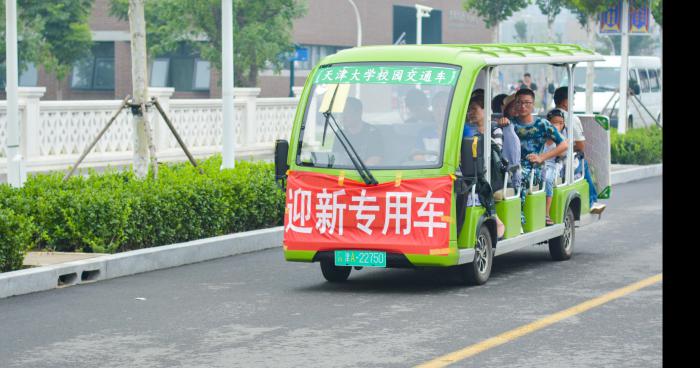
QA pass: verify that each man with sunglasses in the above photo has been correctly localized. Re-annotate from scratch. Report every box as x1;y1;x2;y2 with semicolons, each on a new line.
554;87;606;215
511;88;568;225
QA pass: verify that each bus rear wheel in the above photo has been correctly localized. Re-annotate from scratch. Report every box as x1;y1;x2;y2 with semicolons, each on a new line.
320;259;351;282
457;225;493;285
549;207;575;261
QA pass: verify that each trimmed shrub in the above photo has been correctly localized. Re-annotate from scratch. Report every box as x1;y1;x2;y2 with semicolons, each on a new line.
1;155;285;258
0;207;38;272
611;126;662;165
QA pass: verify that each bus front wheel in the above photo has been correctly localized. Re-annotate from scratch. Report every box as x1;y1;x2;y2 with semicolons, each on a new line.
549;207;575;261
457;225;493;285
320;259;351;282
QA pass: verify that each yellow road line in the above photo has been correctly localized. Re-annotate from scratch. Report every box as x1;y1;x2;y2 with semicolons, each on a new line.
416;273;662;368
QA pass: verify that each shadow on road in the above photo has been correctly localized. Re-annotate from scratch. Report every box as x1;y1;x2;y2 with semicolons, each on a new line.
293;248;579;294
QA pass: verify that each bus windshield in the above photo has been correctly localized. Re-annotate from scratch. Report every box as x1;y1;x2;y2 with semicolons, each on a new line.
563;67;620;92
297;63;460;170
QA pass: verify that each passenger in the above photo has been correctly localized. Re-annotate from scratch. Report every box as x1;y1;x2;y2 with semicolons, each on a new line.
511;88;568;225
491;94;508;116
404;89;434;124
542;109;567;225
494;93;522;193
553;87;606;215
464;93;505;238
332;97;384;166
465;94;503;149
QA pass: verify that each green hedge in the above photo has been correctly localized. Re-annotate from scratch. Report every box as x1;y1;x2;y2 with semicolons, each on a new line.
610;126;663;165
0;207;38;272
0;155;285;271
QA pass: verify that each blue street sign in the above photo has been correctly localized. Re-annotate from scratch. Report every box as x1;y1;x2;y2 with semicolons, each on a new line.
294;47;308;62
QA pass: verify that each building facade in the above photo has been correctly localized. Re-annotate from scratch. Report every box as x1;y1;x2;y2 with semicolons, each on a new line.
2;0;494;100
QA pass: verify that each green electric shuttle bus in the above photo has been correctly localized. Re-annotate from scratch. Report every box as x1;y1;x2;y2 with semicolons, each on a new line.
274;43;610;285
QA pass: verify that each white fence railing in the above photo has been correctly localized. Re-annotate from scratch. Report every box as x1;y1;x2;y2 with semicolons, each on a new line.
0;87;302;175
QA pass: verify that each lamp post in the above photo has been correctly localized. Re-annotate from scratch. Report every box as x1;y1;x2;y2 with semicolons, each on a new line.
347;0;362;47
221;0;236;169
5;0;24;187
415;4;432;45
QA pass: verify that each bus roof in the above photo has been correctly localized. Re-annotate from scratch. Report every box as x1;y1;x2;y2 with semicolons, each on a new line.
321;43;605;67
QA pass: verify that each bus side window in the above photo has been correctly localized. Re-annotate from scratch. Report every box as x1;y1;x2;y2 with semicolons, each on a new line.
648;69;660;92
629;69;638;84
638;69;650;93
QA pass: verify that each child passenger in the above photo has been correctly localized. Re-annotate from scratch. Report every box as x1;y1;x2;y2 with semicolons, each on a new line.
542;109;567;225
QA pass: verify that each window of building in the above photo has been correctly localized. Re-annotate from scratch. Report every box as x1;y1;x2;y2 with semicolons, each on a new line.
0;62;38;88
149;44;211;91
70;42;115;90
393;5;443;44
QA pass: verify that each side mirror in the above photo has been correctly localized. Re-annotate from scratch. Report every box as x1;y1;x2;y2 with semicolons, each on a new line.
274;140;289;184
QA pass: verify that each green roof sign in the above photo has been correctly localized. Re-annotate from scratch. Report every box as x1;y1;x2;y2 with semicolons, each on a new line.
314;65;459;86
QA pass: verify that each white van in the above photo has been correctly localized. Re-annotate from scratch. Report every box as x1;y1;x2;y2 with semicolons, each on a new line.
560;56;661;128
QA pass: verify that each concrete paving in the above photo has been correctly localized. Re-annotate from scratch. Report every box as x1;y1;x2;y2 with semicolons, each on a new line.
23;252;106;267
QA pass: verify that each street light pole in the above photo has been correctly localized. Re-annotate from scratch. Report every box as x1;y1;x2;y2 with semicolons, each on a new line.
618;0;629;134
347;0;362;47
415;4;432;45
221;0;236;169
5;0;23;187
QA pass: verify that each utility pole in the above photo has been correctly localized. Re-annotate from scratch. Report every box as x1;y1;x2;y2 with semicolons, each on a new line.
221;0;236;169
4;0;23;187
618;0;629;134
128;0;152;178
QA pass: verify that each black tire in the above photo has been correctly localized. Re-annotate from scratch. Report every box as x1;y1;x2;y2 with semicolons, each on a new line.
456;225;493;285
549;207;575;261
320;259;351;282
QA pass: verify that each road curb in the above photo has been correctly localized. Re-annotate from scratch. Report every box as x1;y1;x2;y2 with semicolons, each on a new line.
611;164;662;185
0;227;283;299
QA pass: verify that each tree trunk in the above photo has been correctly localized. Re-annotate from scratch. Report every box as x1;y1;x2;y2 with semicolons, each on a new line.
585;15;596;114
128;0;152;179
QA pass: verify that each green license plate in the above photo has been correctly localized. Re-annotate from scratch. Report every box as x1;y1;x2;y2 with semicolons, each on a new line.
334;250;386;268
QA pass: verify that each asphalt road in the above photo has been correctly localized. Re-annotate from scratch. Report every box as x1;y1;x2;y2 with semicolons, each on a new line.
0;176;662;368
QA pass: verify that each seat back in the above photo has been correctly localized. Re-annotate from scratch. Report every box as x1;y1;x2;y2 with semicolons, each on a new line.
460;136;484;178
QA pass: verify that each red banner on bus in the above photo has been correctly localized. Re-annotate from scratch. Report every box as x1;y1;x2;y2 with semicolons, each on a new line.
283;171;453;255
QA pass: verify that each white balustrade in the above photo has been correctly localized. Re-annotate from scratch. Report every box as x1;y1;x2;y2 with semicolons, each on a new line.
0;87;300;175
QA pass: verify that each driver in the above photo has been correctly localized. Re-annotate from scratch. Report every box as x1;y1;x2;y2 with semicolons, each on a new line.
331;97;384;166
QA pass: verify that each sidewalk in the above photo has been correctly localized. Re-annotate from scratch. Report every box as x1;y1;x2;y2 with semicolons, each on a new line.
23;252;106;267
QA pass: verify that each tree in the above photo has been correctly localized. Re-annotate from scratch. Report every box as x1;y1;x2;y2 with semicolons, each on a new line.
536;0;566;42
595;33;660;55
1;0;94;99
651;0;661;27
0;1;46;73
2;1;93;76
513;20;529;43
462;0;530;43
110;0;307;87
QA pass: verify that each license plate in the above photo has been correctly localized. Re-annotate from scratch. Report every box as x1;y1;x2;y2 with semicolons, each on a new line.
334;250;386;268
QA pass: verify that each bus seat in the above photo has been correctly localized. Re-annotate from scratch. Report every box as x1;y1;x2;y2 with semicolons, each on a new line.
494;188;515;201
460;137;484;178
